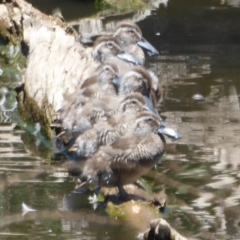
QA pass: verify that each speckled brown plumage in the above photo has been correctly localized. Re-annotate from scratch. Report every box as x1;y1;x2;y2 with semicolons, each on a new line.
113;22;145;65
67;93;150;158
81;111;165;200
119;66;152;97
80;62;119;98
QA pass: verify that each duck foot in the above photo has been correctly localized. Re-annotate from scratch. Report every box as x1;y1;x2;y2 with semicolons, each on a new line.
94;186;101;195
118;185;131;201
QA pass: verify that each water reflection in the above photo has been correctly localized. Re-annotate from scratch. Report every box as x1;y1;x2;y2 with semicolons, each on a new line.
1;0;240;239
221;0;240;8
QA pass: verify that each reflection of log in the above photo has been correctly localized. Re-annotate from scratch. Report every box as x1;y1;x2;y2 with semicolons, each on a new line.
144;218;188;240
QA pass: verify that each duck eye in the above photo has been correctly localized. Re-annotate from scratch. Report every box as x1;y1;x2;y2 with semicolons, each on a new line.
106;42;113;48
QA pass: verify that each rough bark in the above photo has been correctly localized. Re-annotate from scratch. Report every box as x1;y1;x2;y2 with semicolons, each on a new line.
1;0;99;136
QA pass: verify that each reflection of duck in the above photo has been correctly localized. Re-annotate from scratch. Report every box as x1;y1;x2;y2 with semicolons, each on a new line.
0;87;18;112
80;111;165;200
2;101;18;112
0;87;8;110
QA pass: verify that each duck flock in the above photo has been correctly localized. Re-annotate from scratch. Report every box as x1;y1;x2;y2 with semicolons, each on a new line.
52;22;181;200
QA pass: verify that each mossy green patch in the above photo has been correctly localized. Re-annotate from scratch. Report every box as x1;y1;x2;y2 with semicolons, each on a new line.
106;202;125;218
98;0;146;13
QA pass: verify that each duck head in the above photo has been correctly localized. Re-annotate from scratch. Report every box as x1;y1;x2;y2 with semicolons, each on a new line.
118;92;149;114
92;36;141;65
113;22;159;56
92;36;121;62
96;62;120;86
118;67;157;112
157;125;182;141
133;111;165;137
119;67;152;95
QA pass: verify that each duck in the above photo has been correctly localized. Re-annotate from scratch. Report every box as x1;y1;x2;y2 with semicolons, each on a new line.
57;95;119;140
79;111;165;200
57;65;158;139
53;61;119;138
80;61;119;98
92;36;141;75
92;36;121;63
113;22;159;65
117;66;160;114
118;67;152;96
65;61;119;109
113;22;162;97
80;61;119;97
67;92;150;159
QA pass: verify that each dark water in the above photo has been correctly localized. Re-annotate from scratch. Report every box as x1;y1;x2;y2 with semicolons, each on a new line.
1;0;240;239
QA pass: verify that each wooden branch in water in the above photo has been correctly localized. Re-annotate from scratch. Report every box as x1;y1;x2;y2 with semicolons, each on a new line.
143;218;188;240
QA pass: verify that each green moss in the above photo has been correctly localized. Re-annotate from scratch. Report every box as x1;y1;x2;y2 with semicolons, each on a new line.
14;95;54;160
94;0;109;10
106;202;125;218
98;0;146;13
16;90;53;139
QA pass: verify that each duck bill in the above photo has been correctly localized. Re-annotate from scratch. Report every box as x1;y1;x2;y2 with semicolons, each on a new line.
143;95;164;122
117;52;140;65
68;144;78;152
143;95;157;114
137;38;159;56
112;76;121;87
157;125;165;135
157;126;182;141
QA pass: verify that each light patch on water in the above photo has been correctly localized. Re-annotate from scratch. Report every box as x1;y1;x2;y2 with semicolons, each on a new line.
207;175;236;189
221;0;240;7
192;192;214;209
22;202;36;216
